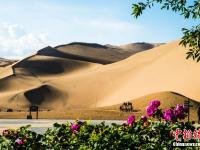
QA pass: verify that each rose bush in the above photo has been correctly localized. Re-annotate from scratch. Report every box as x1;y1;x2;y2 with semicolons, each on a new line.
0;100;198;149
0;125;43;149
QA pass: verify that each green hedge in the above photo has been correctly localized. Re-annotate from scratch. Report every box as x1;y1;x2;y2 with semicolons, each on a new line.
0;121;198;150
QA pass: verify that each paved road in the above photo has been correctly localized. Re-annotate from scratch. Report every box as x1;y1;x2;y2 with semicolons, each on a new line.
0;119;126;133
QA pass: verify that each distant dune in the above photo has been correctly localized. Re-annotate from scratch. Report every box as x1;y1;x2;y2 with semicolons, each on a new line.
118;42;164;53
105;91;195;111
0;58;17;67
0;41;199;115
0;58;17;79
54;42;161;64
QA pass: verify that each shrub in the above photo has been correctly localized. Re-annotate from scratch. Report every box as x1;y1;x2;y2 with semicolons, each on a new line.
6;109;13;112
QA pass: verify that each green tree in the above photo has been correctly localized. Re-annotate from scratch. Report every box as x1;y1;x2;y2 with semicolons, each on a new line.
132;0;200;62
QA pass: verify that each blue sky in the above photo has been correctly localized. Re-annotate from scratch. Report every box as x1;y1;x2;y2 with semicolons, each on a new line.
0;0;198;58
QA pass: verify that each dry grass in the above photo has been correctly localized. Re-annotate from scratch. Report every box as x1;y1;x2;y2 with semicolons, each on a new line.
0;109;136;120
0;103;199;122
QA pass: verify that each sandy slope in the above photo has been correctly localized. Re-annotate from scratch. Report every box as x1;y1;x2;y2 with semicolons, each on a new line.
0;58;17;67
0;40;199;112
101;91;200;121
0;58;17;79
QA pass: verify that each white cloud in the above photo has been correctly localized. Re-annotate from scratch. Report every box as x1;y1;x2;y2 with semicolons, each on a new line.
0;23;49;59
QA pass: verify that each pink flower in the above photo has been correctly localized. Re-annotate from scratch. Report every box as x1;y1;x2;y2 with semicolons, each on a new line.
15;138;24;145
174;104;186;120
146;100;161;116
150;100;160;107
152;105;158;112
70;123;81;133
163;109;175;121
175;104;184;112
141;115;147;122
146;105;154;116
127;115;135;126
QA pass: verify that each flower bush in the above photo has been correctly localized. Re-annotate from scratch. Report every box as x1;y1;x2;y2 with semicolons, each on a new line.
0;100;198;149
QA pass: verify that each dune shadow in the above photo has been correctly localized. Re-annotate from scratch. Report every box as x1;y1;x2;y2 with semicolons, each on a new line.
24;85;50;105
37;46;112;64
14;60;64;75
24;84;66;107
12;56;91;76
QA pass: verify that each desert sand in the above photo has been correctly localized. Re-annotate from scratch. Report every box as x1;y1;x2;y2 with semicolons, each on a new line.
0;41;199;120
0;58;17;67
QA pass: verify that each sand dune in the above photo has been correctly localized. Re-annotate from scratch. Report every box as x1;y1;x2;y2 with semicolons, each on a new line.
55;42;160;64
119;42;162;52
55;42;125;64
39;40;199;109
102;91;200;121
105;91;192;110
0;58;17;67
0;40;199;112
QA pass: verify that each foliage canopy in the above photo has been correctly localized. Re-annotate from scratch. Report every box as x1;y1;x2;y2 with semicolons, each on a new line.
132;0;200;62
